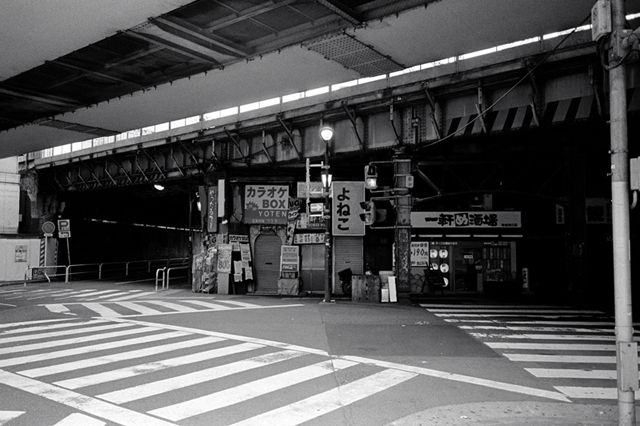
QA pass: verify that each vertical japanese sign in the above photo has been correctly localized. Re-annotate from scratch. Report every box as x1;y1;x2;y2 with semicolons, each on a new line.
244;184;289;225
332;182;365;236
208;186;218;233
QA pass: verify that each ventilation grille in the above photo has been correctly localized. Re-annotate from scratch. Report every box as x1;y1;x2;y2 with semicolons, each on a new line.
37;119;119;137
304;33;404;77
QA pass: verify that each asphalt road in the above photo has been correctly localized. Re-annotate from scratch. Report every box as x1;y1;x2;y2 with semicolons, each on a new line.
0;280;627;426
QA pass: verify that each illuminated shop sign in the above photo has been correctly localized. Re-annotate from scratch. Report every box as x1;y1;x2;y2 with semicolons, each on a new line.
411;211;521;228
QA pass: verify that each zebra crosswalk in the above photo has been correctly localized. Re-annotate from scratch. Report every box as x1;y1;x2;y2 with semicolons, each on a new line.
0;287;179;302
0;318;417;426
421;303;639;401
42;298;298;318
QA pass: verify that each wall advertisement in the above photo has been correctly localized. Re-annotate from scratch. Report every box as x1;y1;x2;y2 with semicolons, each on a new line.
244;184;289;225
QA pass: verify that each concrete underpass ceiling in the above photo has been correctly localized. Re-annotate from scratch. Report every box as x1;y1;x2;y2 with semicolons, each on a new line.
1;0;639;159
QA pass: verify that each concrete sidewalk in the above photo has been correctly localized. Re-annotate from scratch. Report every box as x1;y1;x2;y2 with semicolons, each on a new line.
387;401;637;426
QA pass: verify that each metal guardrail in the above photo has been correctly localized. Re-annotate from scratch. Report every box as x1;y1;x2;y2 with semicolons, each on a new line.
155;265;189;291
24;257;188;284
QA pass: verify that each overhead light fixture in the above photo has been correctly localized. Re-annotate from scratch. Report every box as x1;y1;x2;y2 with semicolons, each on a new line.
154;184;165;191
319;126;334;142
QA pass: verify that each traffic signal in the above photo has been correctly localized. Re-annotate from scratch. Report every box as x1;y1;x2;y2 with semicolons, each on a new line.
364;164;378;189
359;201;376;225
359;200;394;226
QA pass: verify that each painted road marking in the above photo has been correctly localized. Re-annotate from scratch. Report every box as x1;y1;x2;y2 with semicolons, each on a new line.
55;342;262;390
0;370;177;426
229;368;418;426
0;411;24;424
486;342;618;351
0;321;131;346
525;368;623;379
503;353;622;363
19;335;224;378
98;349;306;404
554;386;622;400
0;330;186;368
150;359;358;421
54;413;106;426
0;302;16;307
110;317;570;402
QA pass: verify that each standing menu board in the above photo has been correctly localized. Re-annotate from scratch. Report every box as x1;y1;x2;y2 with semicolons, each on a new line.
280;245;299;274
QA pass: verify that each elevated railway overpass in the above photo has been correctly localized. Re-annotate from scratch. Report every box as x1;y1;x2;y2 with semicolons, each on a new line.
18;25;640;306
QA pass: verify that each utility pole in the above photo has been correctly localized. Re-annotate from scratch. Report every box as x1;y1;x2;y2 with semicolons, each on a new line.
604;0;637;424
393;148;412;293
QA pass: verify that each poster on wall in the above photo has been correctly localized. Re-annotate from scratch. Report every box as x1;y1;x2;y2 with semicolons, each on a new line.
244;184;289;225
332;182;365;236
217;244;233;274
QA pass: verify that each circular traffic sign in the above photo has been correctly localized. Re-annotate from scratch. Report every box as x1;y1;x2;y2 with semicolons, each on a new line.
42;221;55;234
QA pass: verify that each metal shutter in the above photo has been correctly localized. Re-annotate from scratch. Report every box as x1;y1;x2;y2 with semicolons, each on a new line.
333;236;363;295
254;234;282;294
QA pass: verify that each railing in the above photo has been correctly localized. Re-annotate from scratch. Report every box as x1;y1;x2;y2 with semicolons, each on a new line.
24;257;188;284
155;265;189;291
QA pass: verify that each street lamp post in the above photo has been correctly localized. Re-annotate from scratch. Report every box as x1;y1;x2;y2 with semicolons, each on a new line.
320;126;333;303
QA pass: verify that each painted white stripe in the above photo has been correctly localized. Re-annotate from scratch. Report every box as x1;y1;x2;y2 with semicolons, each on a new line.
229;368;417;426
66;290;123;298
107;317;330;357
151;359;358;421
486;342;616;351
437;313;605;319
341;355;570;402
447;319;614;326
460;325;613;333
107;317;569;402
109;292;157;301
0;318;74;330
0;322;131;345
421;304;573;309
54;290;102;299
0;289;27;293
0;302;16;307
0;320;103;335
215;300;260;308
143;300;198;312
0;330;182;368
0;410;24;423
54;413;106;426
98;349;306;404
526;368;619;379
469;332;618;341
179;300;235;310
85;292;133;300
555;386;623;400
56;342;262;390
115;302;163;315
81;303;123;317
504;354;620;363
46;304;71;314
19;336;225;378
428;308;604;315
0;370;177;426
